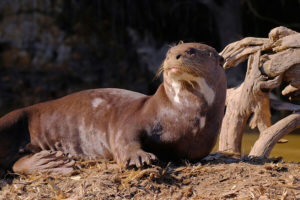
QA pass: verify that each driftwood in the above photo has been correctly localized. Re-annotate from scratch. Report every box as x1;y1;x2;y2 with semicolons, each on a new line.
218;26;300;158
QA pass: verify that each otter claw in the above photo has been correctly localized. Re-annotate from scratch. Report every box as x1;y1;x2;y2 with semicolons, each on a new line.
126;151;157;168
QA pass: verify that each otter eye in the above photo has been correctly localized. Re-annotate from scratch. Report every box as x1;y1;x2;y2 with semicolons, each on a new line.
176;54;181;59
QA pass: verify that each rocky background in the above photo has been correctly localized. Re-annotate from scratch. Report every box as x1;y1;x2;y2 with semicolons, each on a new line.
0;0;299;115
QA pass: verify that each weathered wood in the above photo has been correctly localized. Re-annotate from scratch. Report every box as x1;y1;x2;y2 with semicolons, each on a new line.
219;51;273;152
220;37;268;68
284;64;300;86
268;26;298;43
220;37;268;58
269;26;297;42
272;34;300;52
218;86;246;153
283;64;300;100
262;48;300;77
282;85;299;96
249;112;300;157
222;46;262;69
218;26;300;158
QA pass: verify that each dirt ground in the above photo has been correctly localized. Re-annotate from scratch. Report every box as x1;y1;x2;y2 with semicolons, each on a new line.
0;153;299;200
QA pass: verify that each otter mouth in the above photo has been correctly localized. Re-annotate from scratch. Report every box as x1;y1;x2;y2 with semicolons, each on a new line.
166;66;198;75
168;67;180;72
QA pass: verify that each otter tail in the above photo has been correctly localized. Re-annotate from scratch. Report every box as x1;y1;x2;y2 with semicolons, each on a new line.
0;108;30;169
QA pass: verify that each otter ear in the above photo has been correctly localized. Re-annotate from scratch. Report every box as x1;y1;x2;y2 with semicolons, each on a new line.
218;55;224;67
178;40;184;45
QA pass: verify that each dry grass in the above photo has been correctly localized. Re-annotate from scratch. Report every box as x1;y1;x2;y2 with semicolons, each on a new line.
1;153;300;200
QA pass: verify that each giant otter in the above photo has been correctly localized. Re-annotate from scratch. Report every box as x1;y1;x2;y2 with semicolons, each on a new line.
0;42;226;175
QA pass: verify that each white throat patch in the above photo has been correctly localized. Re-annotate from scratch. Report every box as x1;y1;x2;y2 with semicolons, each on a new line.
171;81;181;103
196;78;215;106
170;72;215;105
200;116;206;129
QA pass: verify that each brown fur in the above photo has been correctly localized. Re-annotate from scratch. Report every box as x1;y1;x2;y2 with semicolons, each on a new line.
0;43;226;175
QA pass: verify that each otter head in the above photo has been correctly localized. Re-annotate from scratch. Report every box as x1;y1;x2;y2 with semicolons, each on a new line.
159;42;224;80
158;42;225;105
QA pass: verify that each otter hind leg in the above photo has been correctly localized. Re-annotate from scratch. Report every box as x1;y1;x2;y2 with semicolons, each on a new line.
12;150;75;175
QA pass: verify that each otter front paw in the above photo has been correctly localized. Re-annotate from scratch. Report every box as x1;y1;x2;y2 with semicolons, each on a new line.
125;150;157;168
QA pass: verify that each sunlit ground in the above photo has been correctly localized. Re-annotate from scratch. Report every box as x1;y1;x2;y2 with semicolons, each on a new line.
213;133;300;162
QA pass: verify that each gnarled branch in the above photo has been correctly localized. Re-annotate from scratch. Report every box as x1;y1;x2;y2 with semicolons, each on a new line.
218;26;300;158
249;112;300;157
